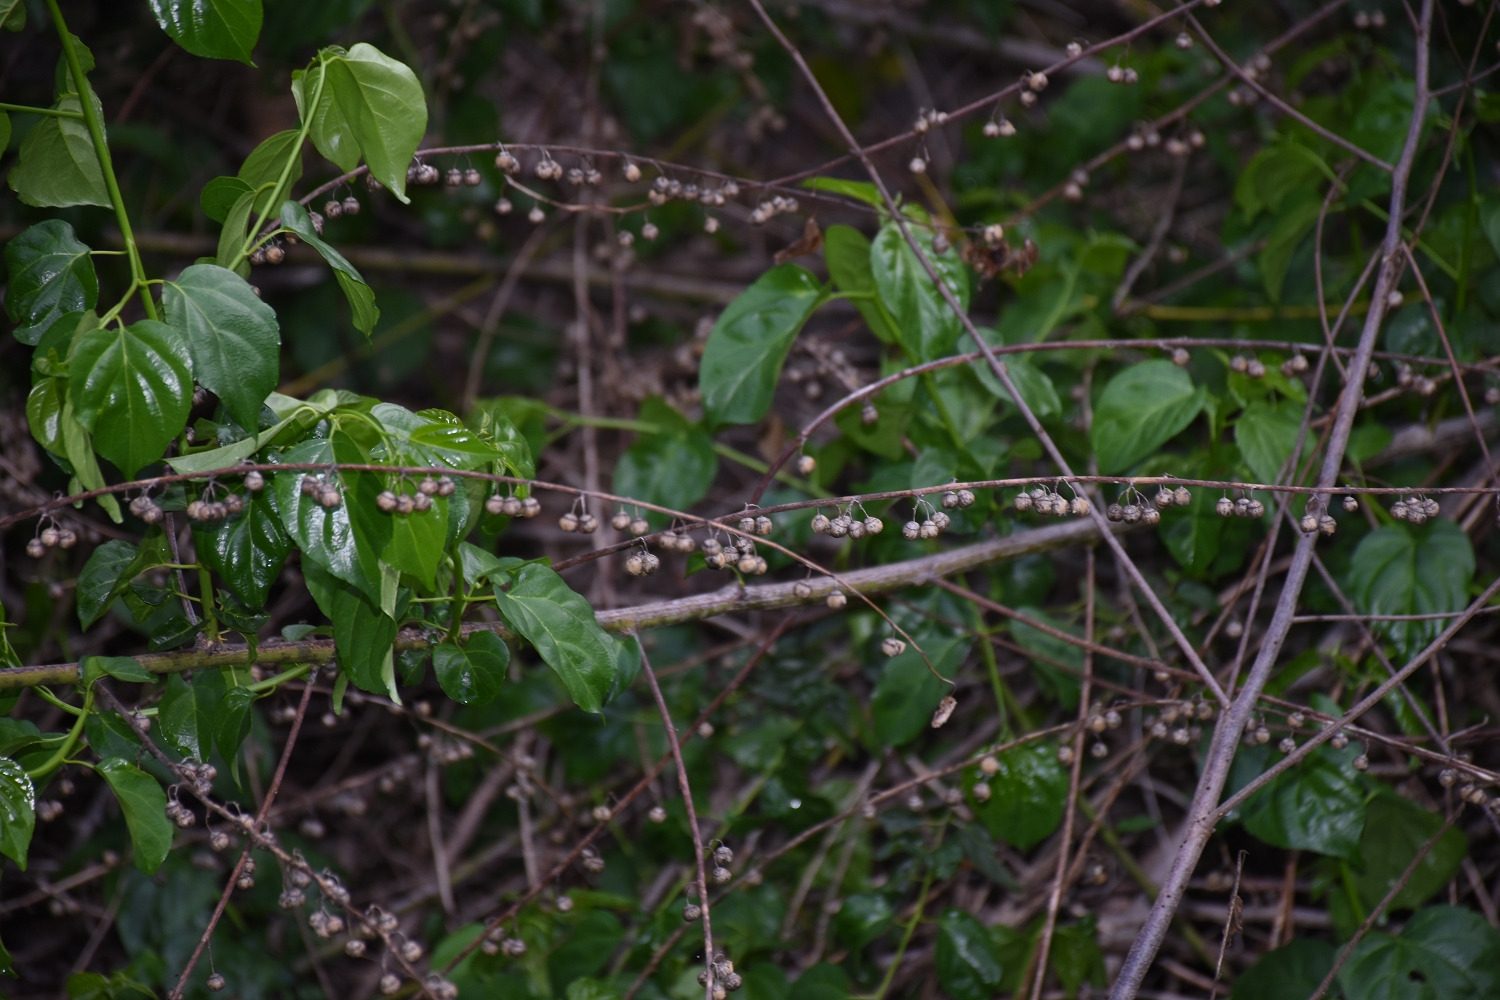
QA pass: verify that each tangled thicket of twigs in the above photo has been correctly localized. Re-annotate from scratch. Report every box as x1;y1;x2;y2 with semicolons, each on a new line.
3;2;1500;1000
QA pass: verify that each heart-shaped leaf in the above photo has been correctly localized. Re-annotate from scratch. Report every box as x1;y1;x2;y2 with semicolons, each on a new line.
161;263;281;430
324;43;427;202
3;220;98;345
148;0;263;64
699;264;822;428
7;96;110;208
97;758;171;874
969;740;1067;851
1341;906;1500;1000
433;632;510;706
871;216;970;362
492;563;617;714
199;175;254;224
1350;520;1475;661
69;320;193;478
194;488;292;609
1090;360;1204;475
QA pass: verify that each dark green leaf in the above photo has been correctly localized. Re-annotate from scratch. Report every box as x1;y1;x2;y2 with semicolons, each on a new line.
7;96;110;208
1261;199;1321;301
161;264;281;430
960;333;1061;420
612;396;717;528
195;480;292;609
148;614;204;651
3;220;98;345
81;656;154;685
279;201;379;334
1233;939;1335;1000
871;217;969;362
292;61;359;172
60;390;123;523
84;711;142;762
823;225;899;343
0;0;22;31
1236;398;1305;485
1090;360;1204;475
274;438;382;599
971;741;1067;850
215;685;255;767
834;893;893;949
69;320;193;478
199;175;253;223
149;0;262;64
159;674;211;761
1049;918;1106;997
936;908;1003;1000
871;632;967;747
1009;606;1082;710
324;43;428;202
457;542;525;589
215;188;256;271
236;129;303;215
0;758;35;870
699;265;823;427
96;757;171;874
76;540;138;629
786;963;849;1000
1350;520;1475;661
1341;906;1500;1000
433;632;510;706
1235;142;1333;222
1240;744;1366;858
27;377;66;456
1350;793;1467;913
492;563;617;714
956;822;1016;888
303;558;398;700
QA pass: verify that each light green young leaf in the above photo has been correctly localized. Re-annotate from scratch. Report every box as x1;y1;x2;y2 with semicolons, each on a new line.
800;177;884;207
161;264;280;430
96;758;171;874
69;320;193;477
1350;520;1475;661
492;563;617;714
236;129;304;216
3;220;98;345
871;217;969;362
433;632;510;706
1090;360;1204;475
148;0;263;64
0;758;35;870
280;201;380;334
699;264;823;427
8;96;110;208
81;656;154;685
823;224;899;344
324;43;427;202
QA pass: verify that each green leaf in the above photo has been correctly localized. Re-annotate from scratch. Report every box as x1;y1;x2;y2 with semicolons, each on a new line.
1341;906;1500;1000
215;685;255;768
1350;520;1475;661
1090;360;1204;475
324;43;428;203
871;217;969;362
834;893;893;949
1349;793;1468;913
280;201;380;334
492;563;617;714
800;177;884;207
194;488;292;609
823;225;899;343
216;189;256;271
0;110;7;151
961;331;1061;420
0;758;35;870
303;558;398;700
292;62;359;173
971;741;1067;850
69;320;193;478
936;909;1003;1000
0;0;23;31
149;0;262;64
96;757;171;874
612;397;717;528
236;129;303;215
1240;743;1366;858
1049;918;1106;998
161;264;281;430
871;632;967;747
60;392;123;522
1236;398;1305;484
27;378;66;456
1158;489;1226;577
7;96;110;208
787;963;850;1000
1260;199;1321;302
84;711;142;762
274;438;382;599
1233;939;1336;1000
699;264;823;427
1235;142;1334;222
433;632;510;706
3;220;98;345
159;674;211;761
76;540;139;629
199;175;253;223
81;656;154;685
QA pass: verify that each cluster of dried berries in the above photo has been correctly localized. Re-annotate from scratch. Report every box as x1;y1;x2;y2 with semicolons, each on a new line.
611;510;652;535
248;241;286;265
1281;353;1310;377
813;505;884;539
187;492;245;522
1229;354;1268;378
323;195;362;219
1214;494;1266;519
128;493;166;524
558;506;600;533
624;548;662;577
406;161;441;185
901;502;950;538
749;195;799;226
1020;486;1092;518
26;521;78;558
300;475;344;509
1392;494;1441;524
484;493;541;518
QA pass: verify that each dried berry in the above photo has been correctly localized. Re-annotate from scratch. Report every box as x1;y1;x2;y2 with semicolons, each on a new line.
207;974;226;992
826;591;847;610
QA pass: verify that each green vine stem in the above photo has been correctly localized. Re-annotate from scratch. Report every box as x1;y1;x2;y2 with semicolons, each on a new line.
43;0;157;321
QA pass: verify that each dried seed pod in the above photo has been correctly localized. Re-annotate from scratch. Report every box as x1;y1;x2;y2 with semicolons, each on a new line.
463;168;482;187
1172;347;1191;366
629;518;649;535
436;476;456;496
754;515;773;536
649;805;668;823
210;830;231;851
395;493;415;516
826;591;847;610
494;197;513;215
902;519;921;539
345;939;366;958
642;553;661;575
1122;504;1142;524
485;495;505;516
941;490;960;509
881;637;907;657
931;511;950;530
711;866;731;884
320;488;342;509
1154;488;1175;508
1246;358;1266;378
244;470;265;492
713;844;734;866
1234;497;1252;517
827;516;849;538
377;491;398;513
418;476;439;496
1070;497;1091;516
797;455;817;475
1214;497;1233;517
701;538;722;556
380;974;402;996
342;196;360;216
956;489;975;507
279;888;306;909
612;511;631;531
236;874;255;890
1391;500;1409;520
684;903;703;922
413;493;433;513
847;519;866;539
1015;492;1034;512
625;554;645;577
578;514;599;534
1106;503;1124;522
1318;515;1337;536
1229;356;1248;373
400;940;423;962
931;695;957;728
864;516;884;534
521;497;541;517
1057;744;1075;764
1299;514;1319;533
1352;754;1369;771
207;974;226;992
919;519;938;539
810;513;831;533
793;580;813;599
1173;486;1192;506
1142;507;1160;525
